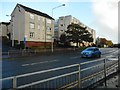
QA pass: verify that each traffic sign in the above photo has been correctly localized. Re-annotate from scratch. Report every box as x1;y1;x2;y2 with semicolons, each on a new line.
24;37;26;44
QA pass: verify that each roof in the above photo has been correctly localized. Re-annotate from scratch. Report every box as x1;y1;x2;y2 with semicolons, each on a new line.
17;4;54;20
0;22;10;25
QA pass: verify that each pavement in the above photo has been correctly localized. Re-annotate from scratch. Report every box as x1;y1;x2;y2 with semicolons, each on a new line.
96;72;120;89
2;48;79;59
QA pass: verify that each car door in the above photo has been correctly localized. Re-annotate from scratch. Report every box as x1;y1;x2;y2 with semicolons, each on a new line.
94;48;100;56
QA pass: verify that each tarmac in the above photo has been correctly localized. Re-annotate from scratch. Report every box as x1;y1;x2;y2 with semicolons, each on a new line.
96;72;120;89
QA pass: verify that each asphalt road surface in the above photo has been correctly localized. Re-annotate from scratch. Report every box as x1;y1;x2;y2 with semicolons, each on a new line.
1;48;119;88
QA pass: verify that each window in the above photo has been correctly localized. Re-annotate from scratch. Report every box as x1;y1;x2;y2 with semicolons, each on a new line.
61;18;63;20
30;14;34;19
55;26;58;30
30;23;35;29
61;30;63;32
47;26;51;31
46;34;52;40
47;19;51;24
60;24;63;26
30;32;34;38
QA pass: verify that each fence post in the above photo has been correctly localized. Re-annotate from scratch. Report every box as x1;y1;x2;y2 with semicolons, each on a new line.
118;55;120;88
78;64;81;88
118;56;120;72
104;59;107;87
13;76;17;89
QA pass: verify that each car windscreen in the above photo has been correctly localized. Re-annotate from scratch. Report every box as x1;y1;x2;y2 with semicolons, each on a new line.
85;48;94;51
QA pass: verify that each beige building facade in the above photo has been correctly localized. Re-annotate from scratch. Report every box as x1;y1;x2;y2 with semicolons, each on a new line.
11;4;54;47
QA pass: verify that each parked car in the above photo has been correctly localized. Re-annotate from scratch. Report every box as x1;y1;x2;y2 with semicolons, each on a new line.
81;47;101;58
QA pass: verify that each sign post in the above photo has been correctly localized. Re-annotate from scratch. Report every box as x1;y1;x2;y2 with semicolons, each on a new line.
24;36;27;50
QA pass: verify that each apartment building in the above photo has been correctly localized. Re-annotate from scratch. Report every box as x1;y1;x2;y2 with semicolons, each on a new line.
55;15;80;40
86;26;96;44
11;4;54;48
54;20;59;40
54;15;96;46
0;22;10;38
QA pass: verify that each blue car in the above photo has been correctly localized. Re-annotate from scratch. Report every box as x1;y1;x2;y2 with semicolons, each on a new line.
81;47;101;58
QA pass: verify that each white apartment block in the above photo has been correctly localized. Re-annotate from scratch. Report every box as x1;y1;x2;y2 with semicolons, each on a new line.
86;26;96;44
54;15;96;45
57;15;80;39
11;4;54;47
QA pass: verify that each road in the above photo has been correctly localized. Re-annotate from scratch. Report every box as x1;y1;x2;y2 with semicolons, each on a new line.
2;48;118;77
1;48;119;88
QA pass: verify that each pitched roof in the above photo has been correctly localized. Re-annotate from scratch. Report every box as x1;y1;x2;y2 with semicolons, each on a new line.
17;4;54;20
0;22;10;25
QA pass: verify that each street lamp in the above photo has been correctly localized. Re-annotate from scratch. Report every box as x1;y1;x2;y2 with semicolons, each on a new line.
6;15;14;47
52;4;65;17
6;15;9;17
51;4;65;53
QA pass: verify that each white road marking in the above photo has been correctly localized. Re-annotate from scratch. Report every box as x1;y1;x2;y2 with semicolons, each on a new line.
22;64;30;66
102;50;117;54
22;59;59;67
49;59;58;62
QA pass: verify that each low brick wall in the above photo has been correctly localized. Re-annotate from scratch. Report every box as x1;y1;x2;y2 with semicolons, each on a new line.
26;41;51;48
2;48;81;58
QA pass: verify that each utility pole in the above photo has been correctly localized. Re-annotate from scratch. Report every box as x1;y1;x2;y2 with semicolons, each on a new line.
51;4;65;53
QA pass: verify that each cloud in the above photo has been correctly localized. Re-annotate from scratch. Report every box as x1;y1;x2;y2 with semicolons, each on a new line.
91;0;118;43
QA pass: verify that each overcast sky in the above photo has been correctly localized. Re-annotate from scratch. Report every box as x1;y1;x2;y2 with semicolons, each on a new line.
0;0;119;44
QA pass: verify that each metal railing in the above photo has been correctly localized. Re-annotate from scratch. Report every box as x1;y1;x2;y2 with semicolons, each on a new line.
2;64;80;89
80;58;118;88
1;56;119;89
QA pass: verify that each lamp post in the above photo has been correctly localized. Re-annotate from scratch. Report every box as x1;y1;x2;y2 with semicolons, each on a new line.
6;15;14;47
51;4;65;53
11;15;15;47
